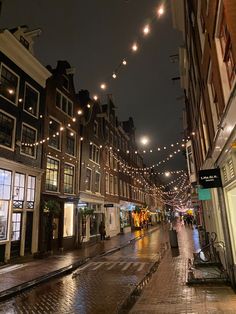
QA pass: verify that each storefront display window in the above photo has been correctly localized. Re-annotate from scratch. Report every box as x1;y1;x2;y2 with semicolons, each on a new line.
90;213;98;236
13;173;25;209
120;209;131;228
63;203;74;237
0;169;11;241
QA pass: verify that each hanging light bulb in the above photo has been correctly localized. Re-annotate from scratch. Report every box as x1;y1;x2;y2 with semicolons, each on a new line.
122;59;127;65
132;43;138;52
157;6;164;16
143;25;150;35
112;73;117;79
93;95;98;101
100;83;106;90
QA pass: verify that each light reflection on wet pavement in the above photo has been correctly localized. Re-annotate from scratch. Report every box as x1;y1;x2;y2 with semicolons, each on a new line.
0;227;167;314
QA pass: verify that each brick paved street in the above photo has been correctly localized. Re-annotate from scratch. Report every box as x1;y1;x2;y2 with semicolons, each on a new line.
0;226;168;313
130;224;236;314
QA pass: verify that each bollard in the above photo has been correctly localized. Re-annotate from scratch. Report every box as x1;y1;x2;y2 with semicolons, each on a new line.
169;228;178;248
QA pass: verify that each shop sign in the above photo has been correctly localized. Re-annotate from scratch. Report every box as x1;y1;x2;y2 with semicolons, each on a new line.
198;188;211;200
104;204;114;208
77;202;88;208
198;168;222;189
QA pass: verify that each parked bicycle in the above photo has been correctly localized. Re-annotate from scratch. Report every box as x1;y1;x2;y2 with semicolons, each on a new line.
198;232;225;264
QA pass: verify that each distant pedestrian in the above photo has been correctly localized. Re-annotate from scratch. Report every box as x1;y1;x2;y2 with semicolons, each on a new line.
99;221;106;241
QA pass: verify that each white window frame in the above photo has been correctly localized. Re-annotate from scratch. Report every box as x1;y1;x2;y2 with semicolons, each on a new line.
0;63;19;106
94;171;101;194
45;156;60;193
0;109;16;151
23;82;40;118
64;163;75;195
20;122;37;159
55;89;73;117
89;143;100;165
85;167;92;192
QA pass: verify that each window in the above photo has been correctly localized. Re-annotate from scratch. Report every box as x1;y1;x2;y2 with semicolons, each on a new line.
27;176;36;209
94;121;98;136
219;11;236;86
119;180;123;197
64;164;74;194
94;172;101;193
0;169;11;241
49;118;61;150
105;172;109;193
207;62;219;133
21;124;37;157
63;203;74;237
0;111;15;149
13;173;25;209
114;176;118;195
24;83;39;117
89;144;100;164
46;157;59;192
55;90;73;117
62;75;69;90
0;64;19;104
85;168;92;191
11;213;21;241
200;101;210;153
109;175;114;195
66;129;76;156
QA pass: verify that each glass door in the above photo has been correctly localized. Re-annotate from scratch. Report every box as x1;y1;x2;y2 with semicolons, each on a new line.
11;212;22;257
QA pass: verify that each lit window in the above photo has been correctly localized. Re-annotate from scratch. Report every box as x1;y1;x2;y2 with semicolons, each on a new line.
64;164;74;194
27;176;36;209
13;173;25;209
63;203;74;237
0;64;19;104
0;111;15;149
46;157;59;191
0;169;12;241
11;213;21;241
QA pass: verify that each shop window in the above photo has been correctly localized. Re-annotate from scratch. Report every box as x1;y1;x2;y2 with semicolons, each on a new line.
0;64;19;104
11;213;21;241
49;118;61;150
66;129;76;156
46;157;59;192
21;124;37;157
64;164;74;194
0;169;11;241
90;213;100;236
219;11;236;86
94;172;101;193
13;173;25;209
63;203;74;237
23;83;39;117
85;168;92;191
0;111;15;149
26;176;36;209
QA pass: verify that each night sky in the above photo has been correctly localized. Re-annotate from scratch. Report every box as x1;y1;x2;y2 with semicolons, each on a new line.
0;0;186;174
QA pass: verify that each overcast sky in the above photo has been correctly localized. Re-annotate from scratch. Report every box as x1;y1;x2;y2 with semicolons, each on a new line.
0;0;185;173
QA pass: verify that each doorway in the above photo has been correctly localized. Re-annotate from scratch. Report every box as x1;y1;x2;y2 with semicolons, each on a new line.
11;212;22;257
25;212;33;254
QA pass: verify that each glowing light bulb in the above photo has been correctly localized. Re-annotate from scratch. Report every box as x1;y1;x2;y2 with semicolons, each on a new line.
77;109;83;115
143;25;150;35
100;83;106;90
122;59;127;65
165;172;171;177
140;136;149;146
8;89;14;94
157;6;164;16
93;95;98;101
112;73;117;79
132;43;138;51
87;104;91;108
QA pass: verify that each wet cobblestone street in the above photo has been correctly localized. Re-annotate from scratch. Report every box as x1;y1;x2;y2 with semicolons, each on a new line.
0;227;167;314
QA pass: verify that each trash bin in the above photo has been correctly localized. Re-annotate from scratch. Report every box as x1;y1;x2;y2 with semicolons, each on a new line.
169;229;178;248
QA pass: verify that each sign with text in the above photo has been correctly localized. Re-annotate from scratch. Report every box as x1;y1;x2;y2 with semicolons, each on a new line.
198;168;222;189
104;204;114;208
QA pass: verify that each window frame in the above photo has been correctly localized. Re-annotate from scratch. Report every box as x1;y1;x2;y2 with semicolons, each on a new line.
23;82;40;118
55;89;73;117
0;63;19;105
85;167;92;192
45;156;60;192
48;116;62;151
64;163;75;195
94;171;101;194
66;128;76;157
0;109;16;151
20;122;37;158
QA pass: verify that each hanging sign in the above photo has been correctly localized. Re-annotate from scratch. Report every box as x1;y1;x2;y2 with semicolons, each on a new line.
198;188;211;200
198;168;222;189
104;204;114;208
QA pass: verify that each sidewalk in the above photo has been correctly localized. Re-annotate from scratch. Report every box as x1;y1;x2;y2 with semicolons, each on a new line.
130;224;236;314
0;226;158;301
